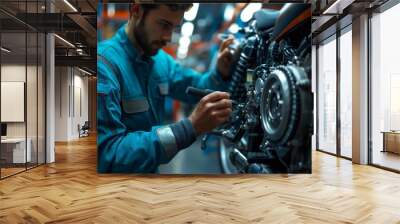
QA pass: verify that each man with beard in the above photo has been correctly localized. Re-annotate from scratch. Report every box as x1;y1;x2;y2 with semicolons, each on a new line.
97;4;234;173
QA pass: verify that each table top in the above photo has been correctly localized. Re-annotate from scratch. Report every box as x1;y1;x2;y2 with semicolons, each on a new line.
1;138;29;143
381;131;400;134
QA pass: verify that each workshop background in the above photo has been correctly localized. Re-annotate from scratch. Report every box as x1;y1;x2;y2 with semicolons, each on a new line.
98;3;250;174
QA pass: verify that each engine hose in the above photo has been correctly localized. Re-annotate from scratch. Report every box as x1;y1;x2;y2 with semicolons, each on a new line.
228;36;258;101
283;47;296;61
296;36;311;57
229;54;250;100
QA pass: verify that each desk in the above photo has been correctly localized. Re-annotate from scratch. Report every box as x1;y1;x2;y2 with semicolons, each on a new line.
1;138;31;163
382;131;400;154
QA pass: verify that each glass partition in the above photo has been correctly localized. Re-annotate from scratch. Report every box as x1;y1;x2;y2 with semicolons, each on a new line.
0;14;28;177
0;0;46;179
370;3;400;171
317;35;337;154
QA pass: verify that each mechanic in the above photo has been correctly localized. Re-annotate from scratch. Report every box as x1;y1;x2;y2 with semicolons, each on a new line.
97;3;234;173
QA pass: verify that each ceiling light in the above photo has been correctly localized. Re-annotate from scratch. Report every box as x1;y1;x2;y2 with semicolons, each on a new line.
181;22;194;37
323;1;340;14
228;23;240;34
1;47;11;53
322;0;353;15
54;34;75;48
179;36;191;48
63;0;78;12
177;47;188;59
240;3;262;23
78;67;92;76
177;42;190;59
224;4;235;21
184;3;199;21
107;4;116;17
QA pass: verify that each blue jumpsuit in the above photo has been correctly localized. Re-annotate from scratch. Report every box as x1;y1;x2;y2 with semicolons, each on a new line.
97;25;230;173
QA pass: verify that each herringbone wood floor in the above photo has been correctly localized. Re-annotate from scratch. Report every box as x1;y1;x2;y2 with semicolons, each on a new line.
1;135;400;223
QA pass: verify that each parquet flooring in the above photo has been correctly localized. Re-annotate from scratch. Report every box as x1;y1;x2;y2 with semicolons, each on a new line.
0;135;400;223
1;167;26;178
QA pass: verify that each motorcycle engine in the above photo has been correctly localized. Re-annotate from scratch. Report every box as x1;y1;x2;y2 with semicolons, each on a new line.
214;5;313;174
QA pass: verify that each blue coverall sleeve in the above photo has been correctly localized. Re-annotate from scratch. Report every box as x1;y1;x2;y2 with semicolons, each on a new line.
164;53;231;104
97;58;195;173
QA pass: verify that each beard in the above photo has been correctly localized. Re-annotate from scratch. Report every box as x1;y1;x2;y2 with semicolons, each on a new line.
134;18;166;57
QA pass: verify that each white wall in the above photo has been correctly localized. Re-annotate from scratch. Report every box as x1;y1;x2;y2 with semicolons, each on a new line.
1;65;26;140
1;65;26;82
54;67;89;141
1;65;40;137
55;67;69;141
72;73;89;138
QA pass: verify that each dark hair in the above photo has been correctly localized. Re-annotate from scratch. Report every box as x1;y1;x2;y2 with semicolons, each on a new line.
141;4;193;12
130;3;193;18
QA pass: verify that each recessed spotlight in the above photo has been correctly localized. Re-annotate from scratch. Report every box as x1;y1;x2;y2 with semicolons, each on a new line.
1;47;11;53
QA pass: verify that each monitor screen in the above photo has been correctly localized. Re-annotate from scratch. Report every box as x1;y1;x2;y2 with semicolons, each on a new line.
1;123;7;137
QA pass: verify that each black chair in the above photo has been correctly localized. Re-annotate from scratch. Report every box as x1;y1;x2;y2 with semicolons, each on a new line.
78;121;90;138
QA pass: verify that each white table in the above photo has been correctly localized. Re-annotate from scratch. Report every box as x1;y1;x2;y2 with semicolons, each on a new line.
1;138;31;163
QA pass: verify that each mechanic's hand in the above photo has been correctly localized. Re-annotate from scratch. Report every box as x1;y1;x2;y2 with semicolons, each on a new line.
217;37;234;80
189;91;232;135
